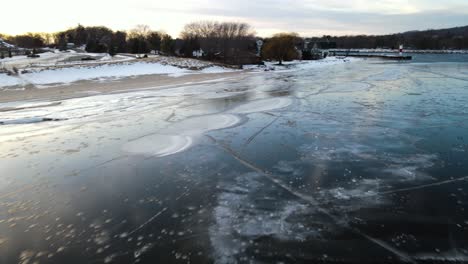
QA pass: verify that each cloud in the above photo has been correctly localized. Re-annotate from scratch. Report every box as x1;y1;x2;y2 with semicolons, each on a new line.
1;0;467;36
148;0;468;36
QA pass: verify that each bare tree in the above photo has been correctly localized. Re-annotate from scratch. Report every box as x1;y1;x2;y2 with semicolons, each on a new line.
262;33;300;65
180;21;256;62
128;24;152;39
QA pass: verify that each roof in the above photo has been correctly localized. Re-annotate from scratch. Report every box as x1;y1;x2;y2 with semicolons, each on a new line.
0;38;15;49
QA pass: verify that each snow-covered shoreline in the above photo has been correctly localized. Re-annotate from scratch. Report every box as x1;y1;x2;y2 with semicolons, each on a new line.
0;56;358;89
0;61;238;89
244;56;361;72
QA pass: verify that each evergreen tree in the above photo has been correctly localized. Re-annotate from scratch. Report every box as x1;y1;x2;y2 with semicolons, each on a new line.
128;38;140;54
138;38;149;54
161;34;175;55
74;24;88;45
57;34;68;51
85;40;95;52
147;32;162;52
108;42;116;56
114;31;127;53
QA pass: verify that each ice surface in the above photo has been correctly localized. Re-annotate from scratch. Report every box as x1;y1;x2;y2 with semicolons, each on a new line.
210;172;315;263
1;55;468;263
166;114;241;135
124;135;192;157
229;97;293;114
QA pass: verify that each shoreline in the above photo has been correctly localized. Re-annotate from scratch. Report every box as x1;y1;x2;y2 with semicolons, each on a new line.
0;71;247;104
0;57;361;105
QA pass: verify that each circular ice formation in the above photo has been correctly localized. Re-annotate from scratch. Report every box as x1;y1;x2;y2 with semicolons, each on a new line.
229;97;292;114
166;114;241;135
123;134;193;157
123;114;240;157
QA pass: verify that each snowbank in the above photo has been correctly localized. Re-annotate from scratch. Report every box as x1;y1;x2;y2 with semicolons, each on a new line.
0;61;237;88
0;73;22;87
22;62;188;85
0;51;134;69
244;56;360;71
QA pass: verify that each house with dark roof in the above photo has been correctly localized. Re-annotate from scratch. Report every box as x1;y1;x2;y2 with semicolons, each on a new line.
0;39;27;57
301;39;337;60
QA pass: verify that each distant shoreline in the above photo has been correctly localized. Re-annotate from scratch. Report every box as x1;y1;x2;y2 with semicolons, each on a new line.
330;48;468;54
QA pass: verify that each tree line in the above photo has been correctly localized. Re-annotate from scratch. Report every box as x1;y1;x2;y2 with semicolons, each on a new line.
1;23;467;65
0;24;176;55
309;26;468;50
178;21;258;64
2;24;467;52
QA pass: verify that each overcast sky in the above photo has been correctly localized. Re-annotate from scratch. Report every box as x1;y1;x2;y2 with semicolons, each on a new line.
1;0;467;37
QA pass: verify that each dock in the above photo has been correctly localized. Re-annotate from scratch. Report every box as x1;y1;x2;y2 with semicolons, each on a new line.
334;53;412;60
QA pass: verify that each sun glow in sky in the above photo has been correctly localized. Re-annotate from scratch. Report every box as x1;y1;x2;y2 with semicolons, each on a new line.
1;0;467;37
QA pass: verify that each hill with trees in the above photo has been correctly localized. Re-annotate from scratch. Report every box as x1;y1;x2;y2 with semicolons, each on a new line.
307;26;468;50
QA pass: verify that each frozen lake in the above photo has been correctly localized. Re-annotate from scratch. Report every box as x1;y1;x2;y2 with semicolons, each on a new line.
1;56;468;263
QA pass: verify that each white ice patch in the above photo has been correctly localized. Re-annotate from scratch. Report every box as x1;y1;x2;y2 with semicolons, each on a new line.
298;143;438;211
414;249;468;263
324;179;381;200
317;178;390;215
380;154;437;182
166;114;240;135
123;135;192;157
295;57;360;70
202;66;237;74
299;143;375;162
244;57;359;72
229;97;292;114
123;114;241;157
299;143;437;181
209;172;319;263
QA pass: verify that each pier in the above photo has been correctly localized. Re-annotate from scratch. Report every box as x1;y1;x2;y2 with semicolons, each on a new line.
334;53;413;60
